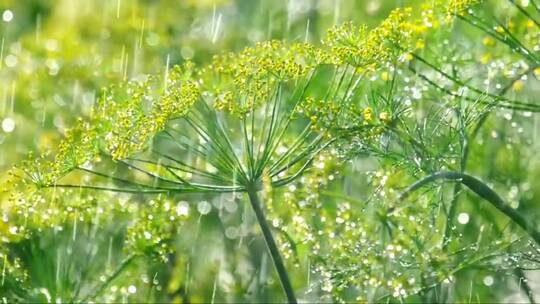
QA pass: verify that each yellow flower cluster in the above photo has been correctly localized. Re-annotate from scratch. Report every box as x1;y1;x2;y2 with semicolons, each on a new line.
202;40;322;116
19;119;99;186
97;64;199;160
2;168;104;242
323;0;481;71
17;63;199;187
297;98;390;142
324;7;414;69
297;96;356;134
18;0;484;187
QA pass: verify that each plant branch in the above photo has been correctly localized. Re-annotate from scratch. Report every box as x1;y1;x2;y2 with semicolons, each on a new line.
79;254;137;303
398;171;540;246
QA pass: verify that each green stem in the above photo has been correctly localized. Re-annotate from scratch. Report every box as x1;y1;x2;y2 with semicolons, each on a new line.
443;66;536;249
442;183;461;249
247;188;297;303
399;171;540;246
79;254;137;303
514;268;536;304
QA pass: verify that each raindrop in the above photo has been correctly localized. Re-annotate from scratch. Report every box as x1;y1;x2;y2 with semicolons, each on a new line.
225;226;239;239
366;1;381;15
176;201;189;217
483;275;494;286
116;0;121;19
2;10;13;23
1;118;15;133
197;201;212;215
5;54;17;67
210;6;223;44
146;32;159;46
38;289;51;303
180;46;195;59
211;275;218;304
457;213;469;225
412;87;422;99
128;285;137;294
224;199;237;213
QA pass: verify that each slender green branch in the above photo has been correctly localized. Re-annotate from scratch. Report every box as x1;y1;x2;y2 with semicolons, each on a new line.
436;62;539;300
442;66;535;250
79;254;137;303
194;101;250;182
41;184;171;194
514;268;536;304
116;160;185;186
470;66;537;140
75;166;164;190
270;136;326;179
266;123;314;175
410;53;540;111
256;73;316;178
147;151;233;184
398;171;540;246
119;159;244;191
509;0;540;28
42;183;242;194
256;84;284;178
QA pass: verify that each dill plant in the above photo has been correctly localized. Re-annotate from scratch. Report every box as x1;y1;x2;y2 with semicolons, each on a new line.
7;3;438;302
1;0;540;302
281;0;540;301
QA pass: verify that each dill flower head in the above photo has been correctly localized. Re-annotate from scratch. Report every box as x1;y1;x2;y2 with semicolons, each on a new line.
201;40;322;116
20;120;99;186
18;0;485;190
96;63;199;161
18;62;199;188
323;7;414;69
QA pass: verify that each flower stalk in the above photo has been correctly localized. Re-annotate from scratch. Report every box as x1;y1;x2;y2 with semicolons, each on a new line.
247;186;297;303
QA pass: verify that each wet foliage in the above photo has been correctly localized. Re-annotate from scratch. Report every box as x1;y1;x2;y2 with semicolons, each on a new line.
1;0;540;302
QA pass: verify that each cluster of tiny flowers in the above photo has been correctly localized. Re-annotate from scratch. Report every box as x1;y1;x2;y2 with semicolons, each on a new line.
296;0;481;142
298;95;391;139
201;40;323;116
125;198;190;262
309;197;452;301
323;7;414;70
2;176;111;243
97;63;199;160
18;0;483;188
265;150;341;247
16;63;199;188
